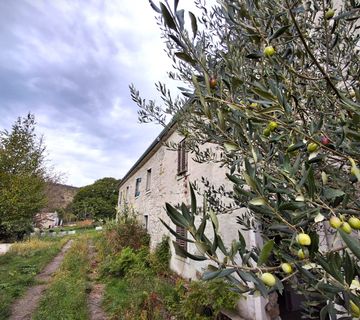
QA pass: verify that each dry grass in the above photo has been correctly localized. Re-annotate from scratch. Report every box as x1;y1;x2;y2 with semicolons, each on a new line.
9;238;68;256
74;219;94;227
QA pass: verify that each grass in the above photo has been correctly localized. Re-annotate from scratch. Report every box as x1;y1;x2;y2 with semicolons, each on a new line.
102;270;179;320
98;231;238;320
95;225;180;320
32;236;90;320
0;237;67;320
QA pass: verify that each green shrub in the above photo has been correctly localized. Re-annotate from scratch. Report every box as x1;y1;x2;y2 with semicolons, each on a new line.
101;246;151;277
101;247;137;277
150;236;171;274
176;279;239;320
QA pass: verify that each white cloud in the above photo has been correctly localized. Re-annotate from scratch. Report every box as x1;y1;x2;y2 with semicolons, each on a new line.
0;0;210;186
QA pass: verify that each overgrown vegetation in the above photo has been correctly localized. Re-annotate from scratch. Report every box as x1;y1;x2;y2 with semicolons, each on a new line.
33;237;90;320
99;216;237;319
176;280;239;320
134;0;360;318
101;214;150;255
0;237;66;319
151;236;172;275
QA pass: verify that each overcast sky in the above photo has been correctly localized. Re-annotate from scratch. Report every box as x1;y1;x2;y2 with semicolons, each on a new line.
0;1;198;187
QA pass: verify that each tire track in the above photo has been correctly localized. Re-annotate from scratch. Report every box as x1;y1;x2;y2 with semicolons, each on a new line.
9;240;74;320
87;242;107;320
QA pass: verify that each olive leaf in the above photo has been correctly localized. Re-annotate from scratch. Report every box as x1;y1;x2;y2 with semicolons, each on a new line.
160;2;177;31
188;12;198;39
148;0;161;13
257;240;274;266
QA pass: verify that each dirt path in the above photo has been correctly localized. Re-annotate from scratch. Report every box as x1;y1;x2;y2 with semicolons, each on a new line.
9;240;74;320
87;242;107;320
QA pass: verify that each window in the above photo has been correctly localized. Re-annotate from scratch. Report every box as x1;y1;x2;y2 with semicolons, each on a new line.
146;169;152;191
144;215;148;230
119;191;123;205
176;225;187;251
177;139;188;175
125;186;129;201
135;178;141;197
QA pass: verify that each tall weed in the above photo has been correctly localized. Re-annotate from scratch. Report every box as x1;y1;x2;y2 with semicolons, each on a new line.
101;246;149;277
101;218;150;255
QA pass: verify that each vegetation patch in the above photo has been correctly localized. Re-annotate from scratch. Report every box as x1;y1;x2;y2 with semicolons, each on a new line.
0;237;65;320
99;220;236;319
175;280;239;320
102;217;150;255
150;236;171;275
103;273;178;320
33;237;90;320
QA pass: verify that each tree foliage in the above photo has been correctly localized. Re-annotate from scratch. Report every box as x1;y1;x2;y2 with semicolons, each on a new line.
133;0;360;318
70;177;120;220
0;114;47;240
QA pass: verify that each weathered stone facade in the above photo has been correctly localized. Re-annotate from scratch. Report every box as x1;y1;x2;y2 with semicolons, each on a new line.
118;125;269;319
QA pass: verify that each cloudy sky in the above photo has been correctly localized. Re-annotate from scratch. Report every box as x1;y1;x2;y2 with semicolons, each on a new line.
0;1;198;187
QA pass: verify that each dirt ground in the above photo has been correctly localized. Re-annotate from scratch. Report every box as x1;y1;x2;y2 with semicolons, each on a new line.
9;239;108;320
8;240;74;320
87;242;107;320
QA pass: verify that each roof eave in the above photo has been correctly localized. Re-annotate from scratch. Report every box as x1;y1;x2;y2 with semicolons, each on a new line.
119;121;177;188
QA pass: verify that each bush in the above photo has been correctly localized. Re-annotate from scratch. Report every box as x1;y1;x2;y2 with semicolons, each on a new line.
150;236;171;275
175;279;239;320
103;218;150;255
100;246;152;278
101;247;140;277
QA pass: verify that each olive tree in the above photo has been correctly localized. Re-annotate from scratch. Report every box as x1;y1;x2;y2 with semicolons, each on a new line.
131;0;360;318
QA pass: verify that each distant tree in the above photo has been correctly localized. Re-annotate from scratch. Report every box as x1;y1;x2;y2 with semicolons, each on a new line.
70;177;120;220
0;114;47;240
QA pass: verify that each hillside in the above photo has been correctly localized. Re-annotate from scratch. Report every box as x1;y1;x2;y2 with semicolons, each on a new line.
41;183;78;212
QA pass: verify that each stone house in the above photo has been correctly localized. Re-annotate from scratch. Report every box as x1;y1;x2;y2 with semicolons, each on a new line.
34;183;78;229
118;123;269;319
118;123;300;319
34;211;60;229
